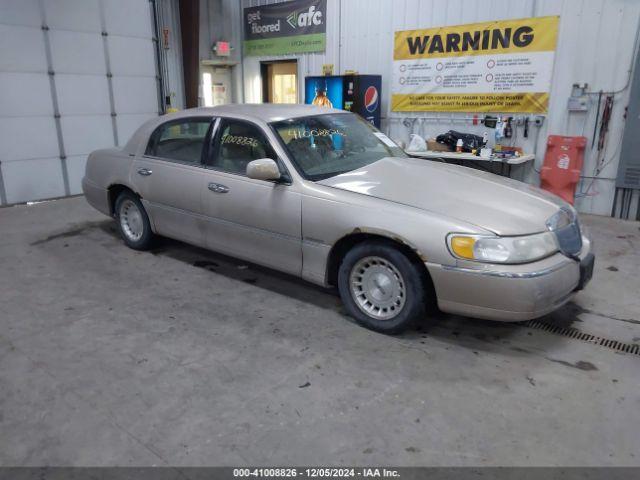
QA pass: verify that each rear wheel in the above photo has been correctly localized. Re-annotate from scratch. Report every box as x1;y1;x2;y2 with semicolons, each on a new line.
338;240;431;334
114;191;154;250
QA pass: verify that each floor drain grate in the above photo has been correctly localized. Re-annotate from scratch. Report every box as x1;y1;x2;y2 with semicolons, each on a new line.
524;320;640;356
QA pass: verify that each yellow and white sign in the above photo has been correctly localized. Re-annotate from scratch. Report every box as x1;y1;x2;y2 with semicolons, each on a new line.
392;16;559;113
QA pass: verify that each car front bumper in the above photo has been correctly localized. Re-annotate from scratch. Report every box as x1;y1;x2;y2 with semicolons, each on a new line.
426;236;593;322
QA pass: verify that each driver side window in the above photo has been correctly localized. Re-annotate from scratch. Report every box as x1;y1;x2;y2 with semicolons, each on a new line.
209;119;277;175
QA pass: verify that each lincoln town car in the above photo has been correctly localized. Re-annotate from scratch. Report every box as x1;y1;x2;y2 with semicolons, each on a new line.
82;105;594;333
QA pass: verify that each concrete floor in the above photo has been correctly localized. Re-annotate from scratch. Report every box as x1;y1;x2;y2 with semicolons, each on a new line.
1;196;639;466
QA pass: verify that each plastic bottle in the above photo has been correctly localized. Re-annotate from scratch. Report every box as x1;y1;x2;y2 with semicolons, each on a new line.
456;138;463;153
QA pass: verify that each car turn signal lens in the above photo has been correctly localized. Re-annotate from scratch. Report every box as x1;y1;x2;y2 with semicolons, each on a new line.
450;236;476;260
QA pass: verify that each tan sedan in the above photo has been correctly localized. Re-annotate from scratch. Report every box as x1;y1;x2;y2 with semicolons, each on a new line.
82;105;594;333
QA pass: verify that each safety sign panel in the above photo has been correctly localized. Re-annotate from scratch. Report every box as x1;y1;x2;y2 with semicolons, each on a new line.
391;16;559;113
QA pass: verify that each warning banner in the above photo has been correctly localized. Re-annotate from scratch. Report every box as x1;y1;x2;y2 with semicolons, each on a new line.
391;16;559;113
392;92;550;113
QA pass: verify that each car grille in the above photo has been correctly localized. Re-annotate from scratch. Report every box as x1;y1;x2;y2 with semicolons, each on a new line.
549;208;583;258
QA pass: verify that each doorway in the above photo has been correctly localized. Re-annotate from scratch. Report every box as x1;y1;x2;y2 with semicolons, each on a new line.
261;60;298;104
201;65;231;107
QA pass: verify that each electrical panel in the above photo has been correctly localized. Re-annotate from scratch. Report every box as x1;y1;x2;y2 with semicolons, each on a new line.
617;51;640;189
568;96;589;111
568;83;589;112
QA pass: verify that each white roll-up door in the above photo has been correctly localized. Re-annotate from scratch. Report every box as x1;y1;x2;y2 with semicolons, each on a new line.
0;0;160;206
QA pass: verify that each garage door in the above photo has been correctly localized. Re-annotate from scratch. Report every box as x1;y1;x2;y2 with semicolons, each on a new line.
0;0;160;206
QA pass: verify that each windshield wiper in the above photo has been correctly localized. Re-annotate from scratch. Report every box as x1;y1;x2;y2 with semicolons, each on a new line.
311;170;352;181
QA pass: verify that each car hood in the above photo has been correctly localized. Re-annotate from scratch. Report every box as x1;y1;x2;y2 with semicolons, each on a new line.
317;157;566;236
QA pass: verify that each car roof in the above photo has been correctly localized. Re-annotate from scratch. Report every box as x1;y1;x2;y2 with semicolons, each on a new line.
183;104;345;122
123;104;348;155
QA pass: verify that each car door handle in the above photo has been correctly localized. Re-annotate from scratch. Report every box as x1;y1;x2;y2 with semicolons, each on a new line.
208;182;229;193
137;168;153;176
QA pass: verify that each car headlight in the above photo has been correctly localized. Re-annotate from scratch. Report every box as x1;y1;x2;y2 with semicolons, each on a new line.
447;232;558;264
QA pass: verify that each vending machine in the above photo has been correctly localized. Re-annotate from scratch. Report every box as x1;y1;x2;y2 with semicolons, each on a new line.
304;74;382;128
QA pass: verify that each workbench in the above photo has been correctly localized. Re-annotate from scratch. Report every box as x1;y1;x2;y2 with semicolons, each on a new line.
405;150;535;177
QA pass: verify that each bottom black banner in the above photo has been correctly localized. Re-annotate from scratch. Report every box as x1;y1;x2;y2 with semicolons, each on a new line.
0;468;638;480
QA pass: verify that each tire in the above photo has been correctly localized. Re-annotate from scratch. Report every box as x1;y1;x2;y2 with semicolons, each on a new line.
114;191;155;250
338;240;431;334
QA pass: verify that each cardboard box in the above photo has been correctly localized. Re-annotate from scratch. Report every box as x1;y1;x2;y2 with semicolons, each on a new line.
427;139;452;152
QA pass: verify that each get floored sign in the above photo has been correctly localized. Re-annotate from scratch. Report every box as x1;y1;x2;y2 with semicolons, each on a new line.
392;16;559;113
243;0;326;56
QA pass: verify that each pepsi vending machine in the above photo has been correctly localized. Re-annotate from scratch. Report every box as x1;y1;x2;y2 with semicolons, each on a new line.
304;75;382;128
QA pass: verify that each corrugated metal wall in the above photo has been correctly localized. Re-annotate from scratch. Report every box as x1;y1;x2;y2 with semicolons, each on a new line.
157;0;185;110
0;0;160;206
241;0;640;216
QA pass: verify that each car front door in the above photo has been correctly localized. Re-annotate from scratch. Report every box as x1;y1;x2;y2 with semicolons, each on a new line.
132;117;213;246
200;118;302;275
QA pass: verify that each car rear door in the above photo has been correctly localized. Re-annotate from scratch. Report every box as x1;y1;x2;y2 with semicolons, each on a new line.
132;116;213;246
200;118;302;275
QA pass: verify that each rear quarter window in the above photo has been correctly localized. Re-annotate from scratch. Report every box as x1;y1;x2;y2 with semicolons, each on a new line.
145;118;212;164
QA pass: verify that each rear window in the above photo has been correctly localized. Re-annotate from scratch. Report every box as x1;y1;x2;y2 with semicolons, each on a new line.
145;118;211;163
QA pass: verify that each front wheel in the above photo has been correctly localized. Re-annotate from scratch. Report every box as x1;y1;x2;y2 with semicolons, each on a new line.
114;191;155;250
338;240;431;334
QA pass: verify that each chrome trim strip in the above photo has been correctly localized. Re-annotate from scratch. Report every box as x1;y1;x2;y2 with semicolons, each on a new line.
302;237;329;247
141;155;210;168
440;262;569;279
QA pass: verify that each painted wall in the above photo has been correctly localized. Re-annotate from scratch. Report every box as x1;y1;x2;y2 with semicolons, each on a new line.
240;0;640;216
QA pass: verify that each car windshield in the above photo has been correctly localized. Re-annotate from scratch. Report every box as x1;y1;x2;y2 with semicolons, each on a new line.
271;113;406;181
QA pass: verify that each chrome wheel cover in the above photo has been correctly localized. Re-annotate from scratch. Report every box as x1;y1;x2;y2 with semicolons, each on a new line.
119;199;144;242
349;256;406;320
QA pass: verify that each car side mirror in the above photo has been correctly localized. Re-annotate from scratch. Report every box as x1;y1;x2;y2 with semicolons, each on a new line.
246;158;281;181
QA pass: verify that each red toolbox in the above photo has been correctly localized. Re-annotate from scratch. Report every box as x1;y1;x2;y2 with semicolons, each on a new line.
540;135;586;205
